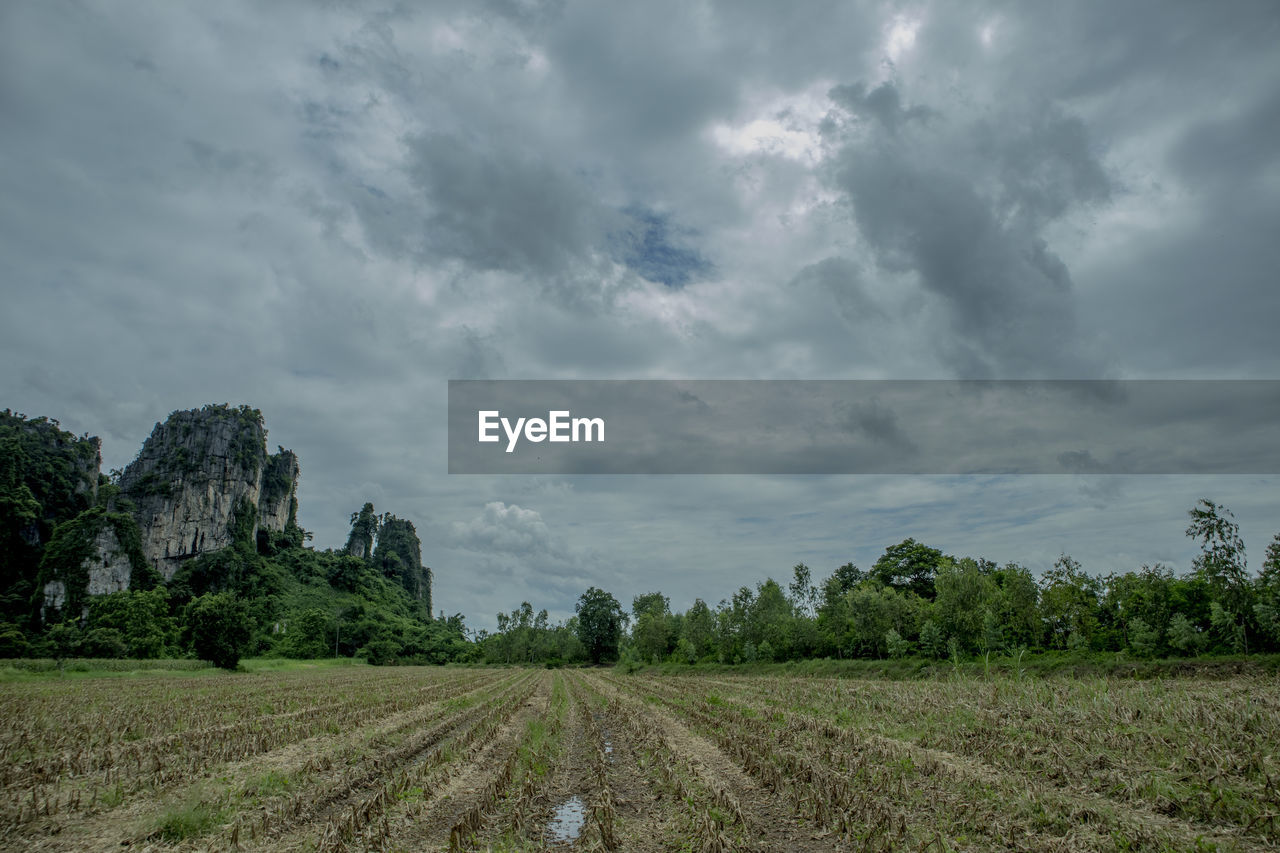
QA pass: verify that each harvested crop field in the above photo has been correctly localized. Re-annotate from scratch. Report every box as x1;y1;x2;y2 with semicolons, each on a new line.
2;667;1278;851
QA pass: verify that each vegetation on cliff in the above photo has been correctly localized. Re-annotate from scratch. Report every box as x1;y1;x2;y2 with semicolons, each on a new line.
0;405;457;668
34;490;158;621
0;411;100;622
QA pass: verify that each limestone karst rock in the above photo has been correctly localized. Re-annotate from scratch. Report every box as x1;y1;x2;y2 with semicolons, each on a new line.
118;405;299;581
373;515;433;613
345;504;434;613
35;507;152;621
258;449;300;534
15;404;433;624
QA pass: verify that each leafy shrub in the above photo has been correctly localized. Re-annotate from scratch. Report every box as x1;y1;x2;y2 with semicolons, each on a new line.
185;592;253;669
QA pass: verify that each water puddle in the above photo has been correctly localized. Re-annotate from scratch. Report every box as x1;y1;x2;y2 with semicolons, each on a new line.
546;795;586;845
594;714;615;759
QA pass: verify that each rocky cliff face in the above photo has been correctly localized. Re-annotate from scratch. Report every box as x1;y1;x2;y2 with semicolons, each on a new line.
258;449;300;533
35;506;153;621
373;515;432;611
83;525;133;596
41;526;131;619
118;405;299;580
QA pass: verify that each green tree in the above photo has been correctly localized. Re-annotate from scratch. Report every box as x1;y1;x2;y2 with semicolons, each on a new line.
1210;601;1247;654
987;563;1040;649
1101;565;1176;654
829;562;865;594
749;578;793;659
81;627;127;658
681;598;716;660
631;592;672;663
1127;617;1159;658
871;539;946;599
279;608;329;659
789;563;818;618
843;583;920;658
716;586;756;663
1167;613;1205;656
185;592;254;670
576;587;625;664
1187;499;1252;652
0;621;29;657
44;623;81;666
326;554;368;592
1254;534;1280;647
885;628;910;659
981;609;1004;654
86;589;175;658
1039;555;1100;650
934;558;992;652
918;620;945;659
816;571;856;657
363;637;399;666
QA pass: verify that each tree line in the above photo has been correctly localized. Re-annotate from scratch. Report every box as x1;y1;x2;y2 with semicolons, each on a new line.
477;499;1280;667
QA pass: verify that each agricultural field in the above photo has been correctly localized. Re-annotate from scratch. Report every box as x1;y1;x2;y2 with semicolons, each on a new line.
1;667;1278;851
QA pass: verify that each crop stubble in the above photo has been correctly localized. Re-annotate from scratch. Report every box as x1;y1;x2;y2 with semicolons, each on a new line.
1;667;1277;851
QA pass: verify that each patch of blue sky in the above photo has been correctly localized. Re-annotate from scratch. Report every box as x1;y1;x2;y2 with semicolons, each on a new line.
611;207;712;289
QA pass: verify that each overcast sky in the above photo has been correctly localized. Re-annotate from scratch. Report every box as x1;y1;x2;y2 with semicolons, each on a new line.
3;1;1278;630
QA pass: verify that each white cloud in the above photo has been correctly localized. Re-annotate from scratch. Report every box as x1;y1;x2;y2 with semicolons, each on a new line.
450;501;559;557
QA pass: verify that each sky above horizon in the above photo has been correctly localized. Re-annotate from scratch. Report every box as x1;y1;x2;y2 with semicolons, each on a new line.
3;1;1278;630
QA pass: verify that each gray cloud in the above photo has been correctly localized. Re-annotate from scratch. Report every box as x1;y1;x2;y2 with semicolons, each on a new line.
405;134;602;275
824;81;1113;377
2;0;1278;629
789;257;882;326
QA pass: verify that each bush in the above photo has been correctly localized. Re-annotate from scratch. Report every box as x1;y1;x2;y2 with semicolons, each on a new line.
362;638;399;666
919;621;945;659
885;628;911;659
278;608;329;659
80;627;127;658
1127;617;1160;659
0;623;29;658
185;593;253;670
1167;613;1204;656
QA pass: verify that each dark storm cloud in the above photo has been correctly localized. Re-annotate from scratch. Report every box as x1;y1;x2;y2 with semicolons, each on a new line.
835;398;916;454
1080;75;1280;375
545;1;739;143
824;81;1113;377
828;81;934;136
789;257;882;324
1170;88;1280;190
405;133;601;275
